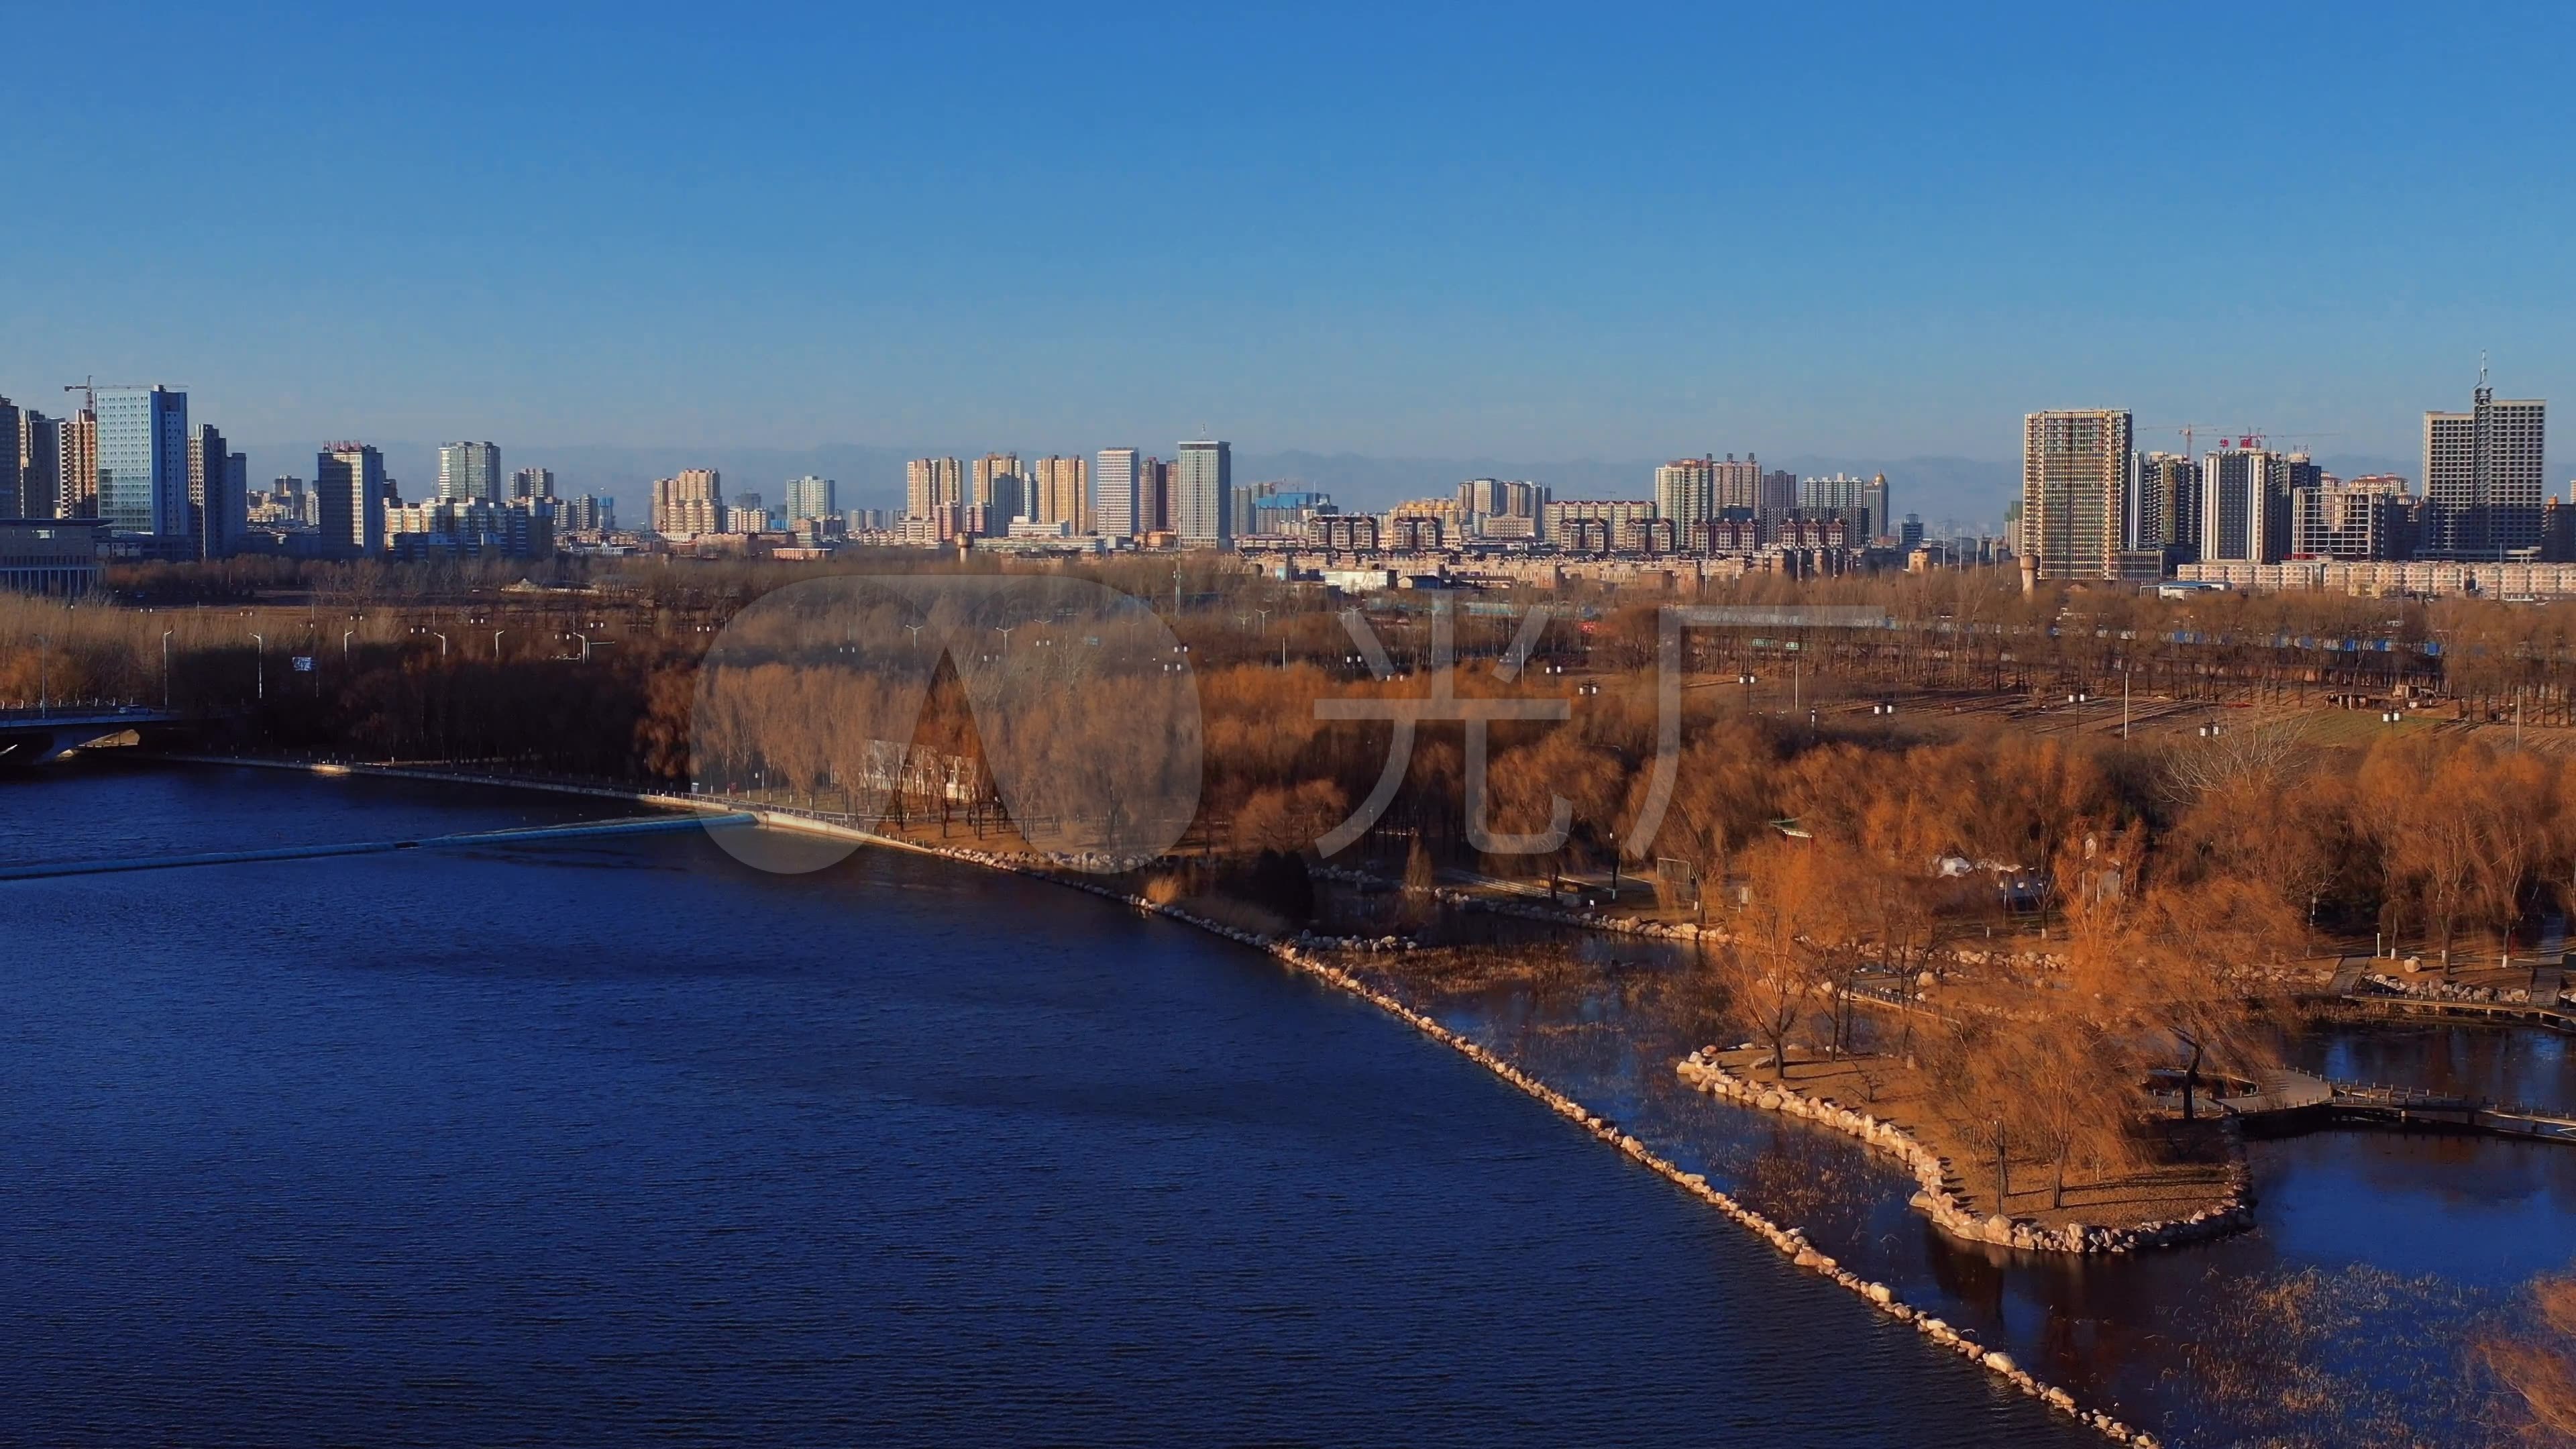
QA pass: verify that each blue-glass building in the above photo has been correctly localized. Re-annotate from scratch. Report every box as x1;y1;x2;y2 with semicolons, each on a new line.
95;386;189;536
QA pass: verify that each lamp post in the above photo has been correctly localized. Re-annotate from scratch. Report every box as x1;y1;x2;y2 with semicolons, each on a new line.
493;629;506;658
162;629;174;711
36;633;50;715
343;629;356;665
252;633;265;702
994;623;1016;654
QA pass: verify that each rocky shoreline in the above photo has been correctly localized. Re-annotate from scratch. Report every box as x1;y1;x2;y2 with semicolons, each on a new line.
1676;1054;2254;1256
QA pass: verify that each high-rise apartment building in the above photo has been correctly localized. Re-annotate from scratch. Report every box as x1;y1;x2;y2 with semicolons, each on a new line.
1758;468;1797;520
2424;378;2545;558
971;453;1024;533
316;443;388;555
18;409;59;519
1140;456;1171;534
0;397;19;519
59;409;97;518
510;467;555;501
2130;451;2201;559
1030;456;1087;531
784;475;837;524
96;386;189;537
906;457;963;519
2021;409;2132;580
2199;444;2297;565
557;494;615;533
651;468;724;537
2292;474;2412;560
1797;472;1888;538
188;423;242;559
1711;455;1764;513
1456;478;1548;537
437;442;502;502
2194;443;2298;561
1094;447;1140;539
1174;439;1230;549
1654;457;1715;525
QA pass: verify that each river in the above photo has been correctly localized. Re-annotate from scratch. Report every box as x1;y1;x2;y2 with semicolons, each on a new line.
0;762;2092;1446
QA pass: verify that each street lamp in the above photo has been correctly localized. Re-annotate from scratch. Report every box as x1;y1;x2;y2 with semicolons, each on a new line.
343;629;356;665
493;629;506;658
162;629;174;711
252;633;265;702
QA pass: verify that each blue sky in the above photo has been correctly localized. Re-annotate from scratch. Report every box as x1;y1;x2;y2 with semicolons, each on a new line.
5;1;2572;470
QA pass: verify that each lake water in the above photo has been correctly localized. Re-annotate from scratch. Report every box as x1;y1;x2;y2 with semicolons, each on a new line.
1311;898;2573;1448
0;763;2091;1446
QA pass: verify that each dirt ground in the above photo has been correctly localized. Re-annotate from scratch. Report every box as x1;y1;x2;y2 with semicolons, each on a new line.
1713;1045;2237;1230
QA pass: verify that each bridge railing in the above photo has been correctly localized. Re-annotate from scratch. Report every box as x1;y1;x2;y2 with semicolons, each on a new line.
0;702;170;723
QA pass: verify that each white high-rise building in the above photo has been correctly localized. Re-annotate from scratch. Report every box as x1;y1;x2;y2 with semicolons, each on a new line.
437;442;501;502
1094;447;1140;539
1175;439;1230;549
2424;375;2545;558
1654;457;1714;525
2199;444;2295;564
784;474;837;523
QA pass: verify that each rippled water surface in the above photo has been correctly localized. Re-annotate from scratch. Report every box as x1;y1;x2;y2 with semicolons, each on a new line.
0;763;2089;1447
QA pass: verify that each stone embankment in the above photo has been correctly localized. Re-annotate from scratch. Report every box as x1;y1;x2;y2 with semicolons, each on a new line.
2364;971;2569;1007
1676;1053;2253;1256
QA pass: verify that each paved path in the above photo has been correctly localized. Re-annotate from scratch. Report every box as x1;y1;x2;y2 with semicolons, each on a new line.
2529;914;2565;1006
2327;956;2374;996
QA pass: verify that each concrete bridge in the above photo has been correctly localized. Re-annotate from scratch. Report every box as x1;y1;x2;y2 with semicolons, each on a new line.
0;706;192;768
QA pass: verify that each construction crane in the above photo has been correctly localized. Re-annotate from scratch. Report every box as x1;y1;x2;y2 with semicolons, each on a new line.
62;377;174;413
2143;423;2223;460
2267;431;2344;454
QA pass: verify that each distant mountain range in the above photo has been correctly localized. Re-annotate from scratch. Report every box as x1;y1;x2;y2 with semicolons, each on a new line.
233;441;2541;539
